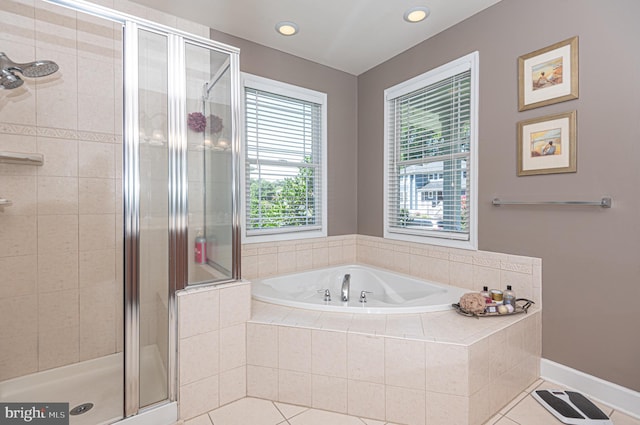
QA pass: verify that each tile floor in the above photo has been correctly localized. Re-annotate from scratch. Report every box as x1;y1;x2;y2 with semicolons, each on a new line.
180;379;640;425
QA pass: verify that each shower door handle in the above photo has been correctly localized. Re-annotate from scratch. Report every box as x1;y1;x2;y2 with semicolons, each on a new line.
0;198;12;207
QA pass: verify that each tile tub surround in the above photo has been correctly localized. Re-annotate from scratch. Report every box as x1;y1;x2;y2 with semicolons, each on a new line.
247;300;542;425
242;234;542;306
177;281;251;420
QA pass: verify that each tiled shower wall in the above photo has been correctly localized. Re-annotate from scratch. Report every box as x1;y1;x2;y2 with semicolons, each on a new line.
0;0;123;381
0;0;211;382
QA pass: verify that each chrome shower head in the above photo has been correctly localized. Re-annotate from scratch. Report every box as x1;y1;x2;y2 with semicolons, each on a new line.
0;68;24;89
0;52;59;89
20;59;59;78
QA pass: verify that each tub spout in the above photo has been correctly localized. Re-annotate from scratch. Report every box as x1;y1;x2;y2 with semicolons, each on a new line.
341;274;351;302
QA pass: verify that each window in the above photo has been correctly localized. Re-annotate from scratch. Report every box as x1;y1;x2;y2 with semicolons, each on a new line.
242;74;327;243
384;52;478;250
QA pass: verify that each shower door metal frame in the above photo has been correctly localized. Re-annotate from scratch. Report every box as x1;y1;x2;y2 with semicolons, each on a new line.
41;0;242;420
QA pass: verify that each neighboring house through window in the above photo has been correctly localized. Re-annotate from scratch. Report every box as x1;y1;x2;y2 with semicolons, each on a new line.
384;52;478;249
242;74;327;243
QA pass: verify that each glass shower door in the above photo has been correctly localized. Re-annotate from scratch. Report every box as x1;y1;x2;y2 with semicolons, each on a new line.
185;42;236;285
136;28;170;408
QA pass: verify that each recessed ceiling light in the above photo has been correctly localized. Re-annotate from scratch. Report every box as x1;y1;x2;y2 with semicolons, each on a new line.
403;6;430;23
276;21;299;36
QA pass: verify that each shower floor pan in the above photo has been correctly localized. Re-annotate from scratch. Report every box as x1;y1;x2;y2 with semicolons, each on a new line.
0;345;166;425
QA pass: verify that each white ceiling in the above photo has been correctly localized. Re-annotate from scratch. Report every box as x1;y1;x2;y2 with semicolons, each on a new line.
131;0;503;75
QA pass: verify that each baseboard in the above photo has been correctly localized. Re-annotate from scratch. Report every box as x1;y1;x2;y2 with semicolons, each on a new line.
540;358;640;419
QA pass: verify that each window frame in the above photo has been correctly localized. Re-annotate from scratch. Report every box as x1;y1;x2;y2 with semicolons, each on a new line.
241;73;328;244
383;52;479;250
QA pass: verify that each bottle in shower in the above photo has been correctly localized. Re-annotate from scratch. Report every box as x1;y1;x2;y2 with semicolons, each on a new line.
195;230;207;264
503;285;516;307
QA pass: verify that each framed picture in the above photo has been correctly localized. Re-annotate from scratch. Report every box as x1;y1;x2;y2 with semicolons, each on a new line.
517;110;576;176
518;36;578;111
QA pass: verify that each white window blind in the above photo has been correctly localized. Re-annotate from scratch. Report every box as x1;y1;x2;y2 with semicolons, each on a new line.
384;52;478;248
244;84;324;237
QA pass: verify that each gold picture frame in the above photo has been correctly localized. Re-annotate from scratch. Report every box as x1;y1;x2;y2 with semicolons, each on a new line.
517;111;576;176
518;36;579;111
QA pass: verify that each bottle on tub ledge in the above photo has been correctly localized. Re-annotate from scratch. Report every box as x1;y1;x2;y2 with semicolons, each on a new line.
503;285;516;307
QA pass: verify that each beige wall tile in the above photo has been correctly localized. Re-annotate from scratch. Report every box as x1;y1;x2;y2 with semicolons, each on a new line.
79;141;115;178
178;287;220;339
278;326;312;373
34;50;78;130
79;249;115;287
312;374;347;413
247;365;278;400
34;2;77;54
219;283;250;328
425;392;469;425
38;288;78;331
37;214;77;254
385;338;426;390
246;323;278;368
0;175;36;215
38;325;79;370
450;262;474;290
347;380;385;420
79;213;114;251
76;12;117;61
179;330;219;385
37;176;78;215
0;333;38;381
426;342;469;396
257;252;277;277
473;265;501;292
0;294;37;339
37;137;78;177
0;77;37;126
347;333;384;384
312;246;329;268
79;177;115;214
0;215;37;257
0;255;37;298
296;248;313;271
469;337;492;396
386;386;426;425
277;251;297;274
278;369;311;406
80;316;117;360
179;375;220;420
220;324;246;372
312;329;347;378
218;366;247;407
38;251;79;293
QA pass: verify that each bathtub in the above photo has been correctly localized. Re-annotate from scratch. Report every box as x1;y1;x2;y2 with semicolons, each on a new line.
251;264;468;314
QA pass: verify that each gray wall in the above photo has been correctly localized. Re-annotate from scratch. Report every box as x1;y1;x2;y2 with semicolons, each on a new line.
210;29;359;236
357;0;640;391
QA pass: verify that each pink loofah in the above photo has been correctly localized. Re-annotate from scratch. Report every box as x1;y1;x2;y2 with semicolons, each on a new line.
188;112;207;132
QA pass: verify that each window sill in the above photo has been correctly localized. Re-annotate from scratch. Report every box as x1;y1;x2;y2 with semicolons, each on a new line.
383;229;477;251
242;228;327;244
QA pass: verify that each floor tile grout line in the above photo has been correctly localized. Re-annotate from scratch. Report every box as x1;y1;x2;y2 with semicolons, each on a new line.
272;400;308;422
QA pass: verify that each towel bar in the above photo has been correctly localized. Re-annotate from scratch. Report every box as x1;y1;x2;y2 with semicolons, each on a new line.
492;197;611;208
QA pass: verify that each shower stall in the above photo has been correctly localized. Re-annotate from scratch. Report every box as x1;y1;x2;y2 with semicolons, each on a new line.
0;1;240;424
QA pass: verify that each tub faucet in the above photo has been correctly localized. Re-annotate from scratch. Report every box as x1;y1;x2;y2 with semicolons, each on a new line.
341;274;351;302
